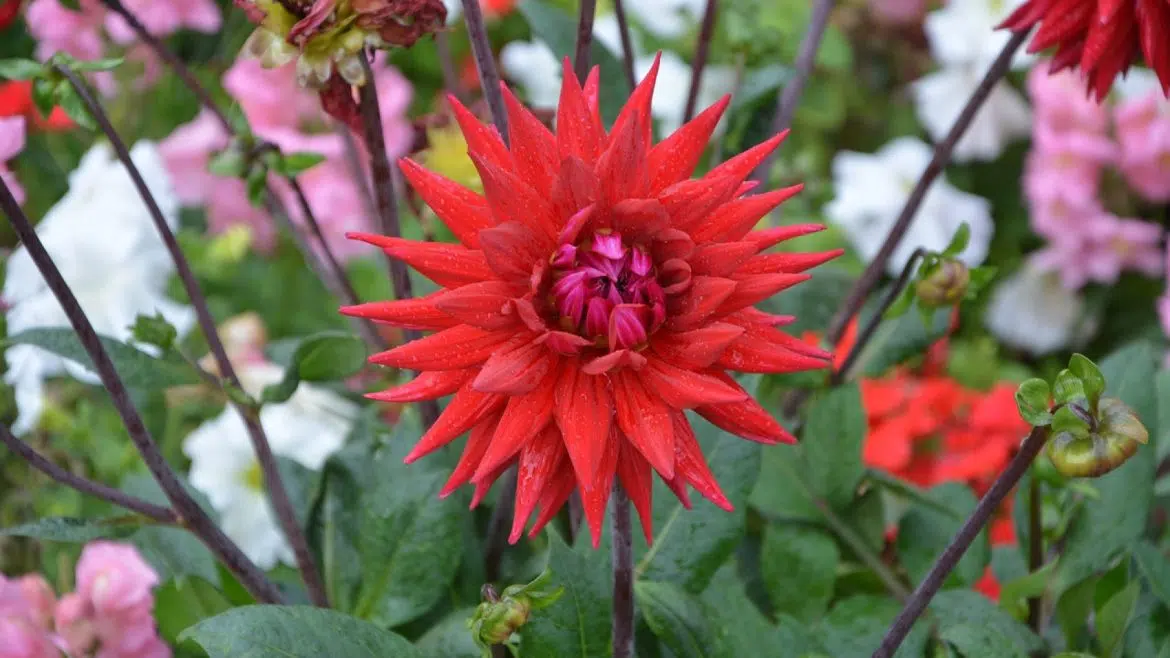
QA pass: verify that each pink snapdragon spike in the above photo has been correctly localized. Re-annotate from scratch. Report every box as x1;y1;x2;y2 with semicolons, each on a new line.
0;116;25;206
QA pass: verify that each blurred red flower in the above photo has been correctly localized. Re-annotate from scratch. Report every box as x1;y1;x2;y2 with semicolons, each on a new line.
0;81;74;131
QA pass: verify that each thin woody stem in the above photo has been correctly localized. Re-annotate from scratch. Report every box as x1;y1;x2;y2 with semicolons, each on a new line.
683;0;719;124
459;0;509;140
611;483;635;658
612;0;637;91
826;30;1028;345
574;0;598;83
0;175;282;604
0;424;177;525
435;30;469;103
1027;475;1043;631
873;427;1049;658
56;65;330;608
749;0;836;186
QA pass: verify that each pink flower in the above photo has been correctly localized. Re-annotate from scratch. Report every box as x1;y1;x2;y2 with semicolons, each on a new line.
1114;91;1170;202
104;0;221;43
1023;150;1104;238
25;0;106;62
1031;214;1164;289
223;60;324;135
1027;66;1115;157
75;542;159;617
0;618;58;658
867;0;927;25
0;116;25;206
0;574;57;658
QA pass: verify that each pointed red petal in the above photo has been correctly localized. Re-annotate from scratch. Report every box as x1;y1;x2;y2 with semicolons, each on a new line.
650;323;745;368
735;250;844;276
615;440;655;544
405;385;505;462
581;429;619;548
745;223;826;250
347;233;493;288
441;412;500;497
367;369;474;403
709;131;788;181
583;65;602;127
611;53;661;149
449;94;513;171
608;198;670;242
595;105;649;204
557;58;604;163
665;276;737;331
728;317;834;360
501;83;558;196
647;95;730;193
340;294;456;330
509;426;567;543
470;152;559;240
716;273;811;316
433;280;518;330
551;156;600;219
580;348;648;375
641;358;748;409
472;337;556;394
399;159;493;248
474;370;558;478
690;185;803;243
671;412;733;510
478;221;552;283
528;463;576;539
613;371;675;478
471;460;512;508
369;325;513;370
715;334;828;374
663;175;742;232
687;242;759;278
554;364;613;484
696;371;795;444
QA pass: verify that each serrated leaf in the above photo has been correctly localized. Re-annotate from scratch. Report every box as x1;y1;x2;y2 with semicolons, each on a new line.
522;530;611;658
261;331;366;404
803;383;865;509
6;327;200;389
179;606;422;657
817;595;929;658
0;515;143;542
761;525;838;623
931;590;1043;656
897;483;988;588
636;581;722;658
0;58;44;80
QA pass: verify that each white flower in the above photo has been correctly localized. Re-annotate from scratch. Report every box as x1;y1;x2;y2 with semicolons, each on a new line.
923;0;1030;71
984;265;1094;356
500;38;564;109
624;0;706;39
639;51;737;137
912;67;1031;162
3;142;195;434
183;361;358;569
825;137;994;275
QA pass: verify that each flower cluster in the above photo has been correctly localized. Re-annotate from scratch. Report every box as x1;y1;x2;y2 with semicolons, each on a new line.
1023;65;1166;290
1;542;168;658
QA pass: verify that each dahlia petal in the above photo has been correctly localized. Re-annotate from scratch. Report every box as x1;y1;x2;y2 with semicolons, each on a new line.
472;337;556;394
471;460;513;508
696;372;796;444
687;242;759;277
663;175;742;231
583;66;602;126
659;259;693;295
690;185;804;243
708;131;788;181
611;52;661;149
1030;0;1094;52
434;280;518;329
642;358;748;409
347;233;493;288
551;156;600;219
741;321;834;360
369;325;513;370
596;104;649;203
405;385;505;463
650;323;745;368
745;224;826;251
367;369;474;403
666;276;738;331
399;159;493;248
340;294;456;330
440;412;500;497
715;334;829;374
608;198;670;241
538;330;594;355
528;466;576;539
470;152;559;240
671;412;733;510
449;94;513;171
651;228;696;262
736;250;843;276
479;221;553;283
663;472;693;510
581;428;620;548
646;95;730;193
557;58;604;163
554;365;613;483
1136;0;1170;94
509;427;566;543
716;273;811;315
559;204;596;246
615;440;655;544
474;373;557;480
613;371;675;478
581;348;648;374
501;83;558;196
608;304;650;351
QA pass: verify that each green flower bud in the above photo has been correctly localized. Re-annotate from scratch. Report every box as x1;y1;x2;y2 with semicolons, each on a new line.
1046;397;1149;478
467;570;563;653
130;313;178;352
915;258;970;307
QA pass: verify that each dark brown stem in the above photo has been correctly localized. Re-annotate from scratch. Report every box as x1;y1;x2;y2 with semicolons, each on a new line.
683;0;719;123
357;55;442;429
1027;475;1043;631
873;427;1049;658
612;0;637;91
484;469;517;582
573;0;598;83
56;66;329;608
826;30;1028;345
459;0;509;140
1;424;177;524
435;30;468;103
612;483;635;658
749;0;836;187
0;175;282;604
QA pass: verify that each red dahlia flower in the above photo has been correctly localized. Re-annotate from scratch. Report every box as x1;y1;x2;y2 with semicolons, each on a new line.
344;56;840;547
1001;0;1170;100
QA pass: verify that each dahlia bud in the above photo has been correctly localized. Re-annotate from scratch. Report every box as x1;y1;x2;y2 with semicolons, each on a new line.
915;258;969;307
1046;397;1149;478
468;570;563;653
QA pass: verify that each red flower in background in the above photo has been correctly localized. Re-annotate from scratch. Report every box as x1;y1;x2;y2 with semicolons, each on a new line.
0;81;74;131
1001;0;1170;100
0;0;21;31
344;56;840;547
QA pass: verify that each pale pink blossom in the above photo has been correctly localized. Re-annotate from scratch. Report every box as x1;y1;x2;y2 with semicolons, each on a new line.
25;0;106;62
868;0;927;24
0;574;57;658
1114;90;1170;202
105;0;221;44
1027;65;1115;160
223;60;324;135
0;618;58;658
1031;214;1164;289
0;116;25;206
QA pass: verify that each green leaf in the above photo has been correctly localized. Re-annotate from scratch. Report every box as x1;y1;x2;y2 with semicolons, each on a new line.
31;77;56;118
179;605;422;657
897;483;988;588
997;561;1057;620
817;595;929;658
517;0;627;124
208;149;249;178
802;383;865;508
761;525;838;623
1056;342;1158;592
942;223;971;257
857;302;951;377
6;327;200;389
68;57;124;72
0;515;143;542
636;581;721;658
931;590;1043;656
1053;369;1088;407
271;151;326;177
129;313;178;352
865;470;962;519
701;564;817;657
262;331;366;403
154;576;232;646
522;531;611;658
417;607;481;658
0;58;44;80
1056;575;1098;646
750;443;821;522
1096;581;1139;658
940;624;1027;657
1051;405;1091;438
121;474;221;584
1133;542;1170;610
1015;378;1053;426
1069;354;1105;406
883;286;915;320
53;83;95;130
637;413;761;592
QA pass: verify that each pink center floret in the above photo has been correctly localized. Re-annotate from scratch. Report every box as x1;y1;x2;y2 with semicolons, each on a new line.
550;231;666;351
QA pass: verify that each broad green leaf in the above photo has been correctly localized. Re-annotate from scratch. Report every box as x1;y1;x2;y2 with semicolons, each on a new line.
1133;542;1170;609
417;607;481;658
517;0;627;123
1158;369;1170;463
1015;378;1053;426
856;301;950;377
154;576;232;646
0;515;143;542
262;331;366;403
761;525;838;623
931;590;1043;656
764;265;854;335
271;151;326;177
521;531;611;658
817;595;929;658
179;605;421;657
802;383;865;509
701;564;821;657
865;470;962;519
897;483;988;588
637;414;761;592
0;58;44;80
54;84;95;130
1056;575;1098;647
942;223;971;257
636;581;721;658
1057;342;1158;592
121;474;221;584
6;328;200;389
998;561;1057;620
750;443;821;522
1069;354;1105;405
940;624;1026;658
1096;581;1139;658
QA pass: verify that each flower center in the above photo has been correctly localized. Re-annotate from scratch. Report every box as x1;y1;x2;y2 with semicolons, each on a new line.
549;231;666;351
241;461;264;492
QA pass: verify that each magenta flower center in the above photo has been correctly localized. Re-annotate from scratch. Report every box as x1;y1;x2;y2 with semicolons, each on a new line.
550;231;666;351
